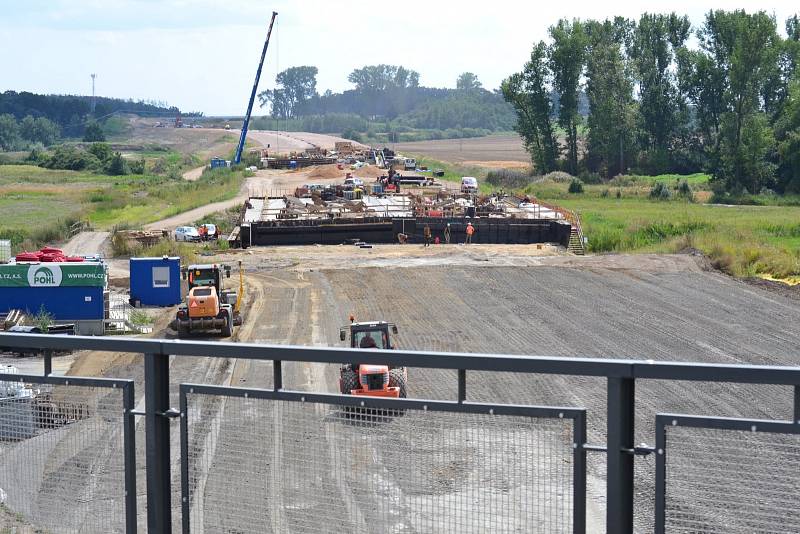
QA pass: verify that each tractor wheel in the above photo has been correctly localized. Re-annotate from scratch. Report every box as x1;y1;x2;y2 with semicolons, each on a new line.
221;311;233;337
340;368;359;395
389;368;408;398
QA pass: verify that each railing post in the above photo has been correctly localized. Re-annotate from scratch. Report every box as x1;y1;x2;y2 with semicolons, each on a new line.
794;385;800;424
607;376;635;534
43;349;52;376
457;369;466;403
145;352;172;533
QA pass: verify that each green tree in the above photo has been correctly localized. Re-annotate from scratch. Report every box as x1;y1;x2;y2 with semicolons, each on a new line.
258;66;318;118
549;19;587;175
456;72;482;91
347;65;420;91
629;13;691;171
0;113;19;150
692;10;781;193
775;80;800;192
32;117;60;146
584;20;637;177
501;42;559;173
83;119;106;142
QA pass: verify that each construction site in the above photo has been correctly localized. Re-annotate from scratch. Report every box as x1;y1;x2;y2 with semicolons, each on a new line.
2;8;800;534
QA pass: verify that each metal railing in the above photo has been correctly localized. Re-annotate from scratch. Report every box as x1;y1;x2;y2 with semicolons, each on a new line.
0;333;799;533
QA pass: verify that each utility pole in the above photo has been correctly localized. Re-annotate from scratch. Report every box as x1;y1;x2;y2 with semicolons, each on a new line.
90;74;97;114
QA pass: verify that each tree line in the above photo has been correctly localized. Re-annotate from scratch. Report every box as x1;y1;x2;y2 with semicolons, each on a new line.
256;65;517;134
0;91;181;139
502;10;800;195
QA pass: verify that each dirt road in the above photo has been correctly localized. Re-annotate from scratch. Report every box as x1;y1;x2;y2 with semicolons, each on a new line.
142;168;342;230
182;166;205;181
61;230;110;256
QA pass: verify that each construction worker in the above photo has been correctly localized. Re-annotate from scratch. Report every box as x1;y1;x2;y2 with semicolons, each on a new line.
423;224;432;247
360;334;377;348
465;222;475;244
444;223;451;244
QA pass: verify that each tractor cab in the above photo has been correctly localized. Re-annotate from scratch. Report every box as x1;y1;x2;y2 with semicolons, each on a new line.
340;319;398;349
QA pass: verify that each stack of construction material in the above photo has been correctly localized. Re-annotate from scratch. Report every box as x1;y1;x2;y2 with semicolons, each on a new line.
15;247;84;263
114;229;169;247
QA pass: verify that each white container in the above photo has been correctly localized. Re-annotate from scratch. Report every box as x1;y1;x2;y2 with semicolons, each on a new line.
0;240;10;263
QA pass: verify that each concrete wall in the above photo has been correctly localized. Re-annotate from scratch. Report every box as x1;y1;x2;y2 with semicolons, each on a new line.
242;217;572;247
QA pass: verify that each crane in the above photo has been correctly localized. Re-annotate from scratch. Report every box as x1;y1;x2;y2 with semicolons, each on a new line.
234;11;278;165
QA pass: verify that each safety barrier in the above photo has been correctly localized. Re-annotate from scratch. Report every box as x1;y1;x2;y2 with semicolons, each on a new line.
0;333;799;533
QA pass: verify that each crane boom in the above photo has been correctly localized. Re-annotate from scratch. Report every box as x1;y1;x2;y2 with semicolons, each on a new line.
234;11;278;165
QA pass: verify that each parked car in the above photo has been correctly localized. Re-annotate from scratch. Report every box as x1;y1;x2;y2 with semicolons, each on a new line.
461;176;478;193
174;226;200;242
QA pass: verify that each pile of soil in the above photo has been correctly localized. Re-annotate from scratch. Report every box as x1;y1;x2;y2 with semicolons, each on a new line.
353;166;386;178
307;165;345;179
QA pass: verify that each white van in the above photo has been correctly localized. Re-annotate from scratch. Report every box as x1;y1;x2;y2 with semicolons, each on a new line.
461;176;478;193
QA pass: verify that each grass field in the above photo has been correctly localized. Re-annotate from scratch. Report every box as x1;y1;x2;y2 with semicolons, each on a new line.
526;180;800;279
0;164;244;250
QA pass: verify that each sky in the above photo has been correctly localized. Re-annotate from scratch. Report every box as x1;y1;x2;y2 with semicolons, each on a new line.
1;0;798;116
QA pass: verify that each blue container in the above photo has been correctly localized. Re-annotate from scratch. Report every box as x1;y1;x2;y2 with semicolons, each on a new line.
288;160;298;170
129;257;181;306
0;286;104;320
210;158;227;169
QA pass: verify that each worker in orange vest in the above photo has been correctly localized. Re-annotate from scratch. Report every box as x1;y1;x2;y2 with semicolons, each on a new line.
465;222;475;244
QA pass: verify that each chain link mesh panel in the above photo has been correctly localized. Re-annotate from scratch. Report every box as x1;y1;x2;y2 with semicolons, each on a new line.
185;393;575;533
0;381;128;533
665;425;800;533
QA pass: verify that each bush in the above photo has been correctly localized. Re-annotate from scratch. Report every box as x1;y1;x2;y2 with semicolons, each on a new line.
87;142;112;162
677;180;693;199
616;189;622;199
543;171;574;183
486;168;531;188
601;189;610;198
105;152;129;176
568;178;584;194
40;145;100;171
129;158;146;174
578;171;603;184
649;181;672;200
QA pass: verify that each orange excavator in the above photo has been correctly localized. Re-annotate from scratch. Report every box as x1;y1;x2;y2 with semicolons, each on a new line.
173;262;243;338
338;317;407;398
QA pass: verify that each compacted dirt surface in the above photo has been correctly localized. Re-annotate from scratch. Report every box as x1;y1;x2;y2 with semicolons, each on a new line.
4;245;800;533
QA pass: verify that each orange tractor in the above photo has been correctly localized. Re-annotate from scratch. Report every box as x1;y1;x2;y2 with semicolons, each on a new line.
339;318;407;398
173;263;243;338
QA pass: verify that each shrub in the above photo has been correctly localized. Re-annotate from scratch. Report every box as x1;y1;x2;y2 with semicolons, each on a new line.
578;171;603;184
649;181;672;200
542;171;574;183
601;189;610;198
616;189;622;199
486;168;531;188
129;158;146;174
677;180;693;199
568;178;584;194
87;142;112;162
105;152;129;176
40;145;100;171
